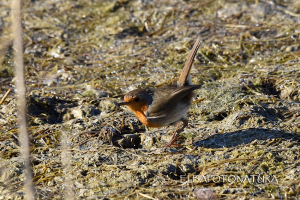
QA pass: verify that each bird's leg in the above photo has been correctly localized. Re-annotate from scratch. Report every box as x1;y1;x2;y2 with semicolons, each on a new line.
164;118;188;147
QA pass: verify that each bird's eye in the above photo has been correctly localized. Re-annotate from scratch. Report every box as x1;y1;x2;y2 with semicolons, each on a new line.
134;97;140;102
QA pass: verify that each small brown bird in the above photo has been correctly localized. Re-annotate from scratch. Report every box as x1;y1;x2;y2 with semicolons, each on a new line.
119;39;201;147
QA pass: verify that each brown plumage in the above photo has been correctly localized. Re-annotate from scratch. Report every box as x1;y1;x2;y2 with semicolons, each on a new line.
119;39;201;147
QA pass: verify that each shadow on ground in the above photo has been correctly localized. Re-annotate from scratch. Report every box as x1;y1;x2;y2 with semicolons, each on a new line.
194;128;300;148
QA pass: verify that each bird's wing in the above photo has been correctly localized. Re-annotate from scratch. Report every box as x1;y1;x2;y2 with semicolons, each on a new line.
146;85;201;118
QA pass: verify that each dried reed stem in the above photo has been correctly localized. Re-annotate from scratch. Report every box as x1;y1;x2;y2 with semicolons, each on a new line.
11;0;34;199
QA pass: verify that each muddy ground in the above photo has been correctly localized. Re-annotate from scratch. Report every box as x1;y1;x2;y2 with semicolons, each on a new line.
1;0;300;199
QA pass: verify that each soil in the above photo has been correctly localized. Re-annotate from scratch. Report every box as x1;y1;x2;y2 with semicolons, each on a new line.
1;0;300;199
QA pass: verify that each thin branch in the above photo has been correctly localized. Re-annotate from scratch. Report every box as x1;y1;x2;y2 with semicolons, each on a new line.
11;0;34;199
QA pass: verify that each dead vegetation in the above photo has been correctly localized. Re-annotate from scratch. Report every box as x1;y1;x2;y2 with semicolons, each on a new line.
1;0;300;199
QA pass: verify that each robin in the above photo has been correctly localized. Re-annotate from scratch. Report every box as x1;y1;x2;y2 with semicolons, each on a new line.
119;39;202;147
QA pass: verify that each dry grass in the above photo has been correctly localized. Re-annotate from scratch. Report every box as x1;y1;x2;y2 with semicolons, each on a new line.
1;0;300;199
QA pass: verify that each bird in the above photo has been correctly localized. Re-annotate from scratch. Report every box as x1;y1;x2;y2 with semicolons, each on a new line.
119;39;201;147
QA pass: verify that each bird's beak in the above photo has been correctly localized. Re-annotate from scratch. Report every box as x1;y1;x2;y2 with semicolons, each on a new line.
118;101;128;106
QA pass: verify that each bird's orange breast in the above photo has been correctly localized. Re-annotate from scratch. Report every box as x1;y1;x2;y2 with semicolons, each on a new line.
126;102;162;127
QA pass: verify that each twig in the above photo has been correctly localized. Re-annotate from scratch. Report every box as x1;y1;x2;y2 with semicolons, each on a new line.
0;89;11;105
61;130;75;199
11;0;34;199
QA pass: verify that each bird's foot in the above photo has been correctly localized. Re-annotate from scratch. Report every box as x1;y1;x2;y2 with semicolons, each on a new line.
163;136;183;147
